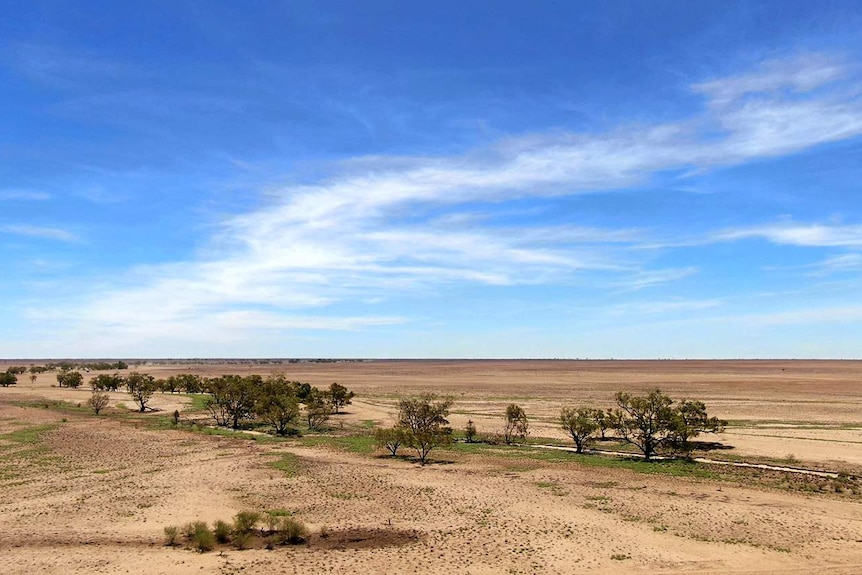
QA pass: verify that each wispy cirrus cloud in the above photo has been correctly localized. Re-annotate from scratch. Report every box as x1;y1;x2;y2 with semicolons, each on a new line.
36;53;862;349
0;224;79;242
0;189;50;201
716;222;862;247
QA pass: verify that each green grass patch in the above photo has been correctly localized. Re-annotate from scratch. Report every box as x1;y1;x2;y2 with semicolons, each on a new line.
296;433;377;455
269;453;302;477
0;424;59;445
182;394;212;412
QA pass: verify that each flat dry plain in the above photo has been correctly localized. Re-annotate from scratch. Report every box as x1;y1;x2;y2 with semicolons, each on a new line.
1;359;861;574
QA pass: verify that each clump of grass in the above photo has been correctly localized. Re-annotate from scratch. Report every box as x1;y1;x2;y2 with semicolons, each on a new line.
233;510;261;535
611;553;631;560
213;519;232;544
277;516;308;544
163;525;179;546
319;525;329;539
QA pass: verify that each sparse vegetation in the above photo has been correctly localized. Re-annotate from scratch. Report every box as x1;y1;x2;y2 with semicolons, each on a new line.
190;521;215;552
374;426;408;456
213;519;231;543
464;419;477;443
613;390;725;459
503;403;529;444
86;390;111;415
560;407;599;453
233;510;262;535
126;372;157;412
163;525;179;546
328;382;355;414
0;371;18;387
397;393;454;464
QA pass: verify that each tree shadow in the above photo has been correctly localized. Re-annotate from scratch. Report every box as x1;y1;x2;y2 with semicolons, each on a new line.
690;440;734;452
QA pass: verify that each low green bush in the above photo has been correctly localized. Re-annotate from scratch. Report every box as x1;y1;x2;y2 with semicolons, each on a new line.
213;519;231;543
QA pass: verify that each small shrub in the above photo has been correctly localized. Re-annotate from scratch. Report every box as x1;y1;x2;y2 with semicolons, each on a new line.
233;510;261;535
164;525;179;546
182;522;197;540
87;391;110;415
192;523;216;552
464;420;477;443
213;519;231;543
265;512;280;534
278;516;308;544
233;531;252;550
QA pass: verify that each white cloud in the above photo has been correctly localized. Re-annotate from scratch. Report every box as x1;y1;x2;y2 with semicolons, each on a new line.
32;53;862;351
717;223;862;247
1;224;78;242
692;54;848;106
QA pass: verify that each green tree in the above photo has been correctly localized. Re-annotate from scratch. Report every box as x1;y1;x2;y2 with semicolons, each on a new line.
126;372;157;412
174;373;203;394
328;382;354;414
593;408;615;440
668;399;726;454
560;407;599;453
304;388;332;430
57;370;83;388
91;373;123;391
397;393;453;464
613;390;723;459
374;426;409;456
0;372;17;387
503;403;529;444
256;376;300;435
203;375;258;429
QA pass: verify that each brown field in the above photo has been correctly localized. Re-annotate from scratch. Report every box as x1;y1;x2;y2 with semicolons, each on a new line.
1;359;862;574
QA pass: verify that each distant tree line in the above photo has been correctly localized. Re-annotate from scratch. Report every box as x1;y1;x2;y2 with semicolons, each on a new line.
84;370;354;435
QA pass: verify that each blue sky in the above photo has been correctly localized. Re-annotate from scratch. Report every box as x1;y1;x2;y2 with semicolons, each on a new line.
2;1;862;358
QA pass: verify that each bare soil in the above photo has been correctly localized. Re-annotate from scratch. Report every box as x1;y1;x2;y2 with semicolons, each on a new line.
1;359;861;574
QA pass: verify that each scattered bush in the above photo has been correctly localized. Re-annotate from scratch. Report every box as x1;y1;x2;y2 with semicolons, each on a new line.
182;522;197;540
277;516;308;544
213;519;232;543
375;426;408;456
87;390;111;415
233;510;261;535
265;512;280;534
163;525;179;546
233;531;252;550
464;419;477;443
503;404;529;444
191;522;216;552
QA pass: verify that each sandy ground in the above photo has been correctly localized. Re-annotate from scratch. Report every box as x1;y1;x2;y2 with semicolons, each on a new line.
1;360;862;574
